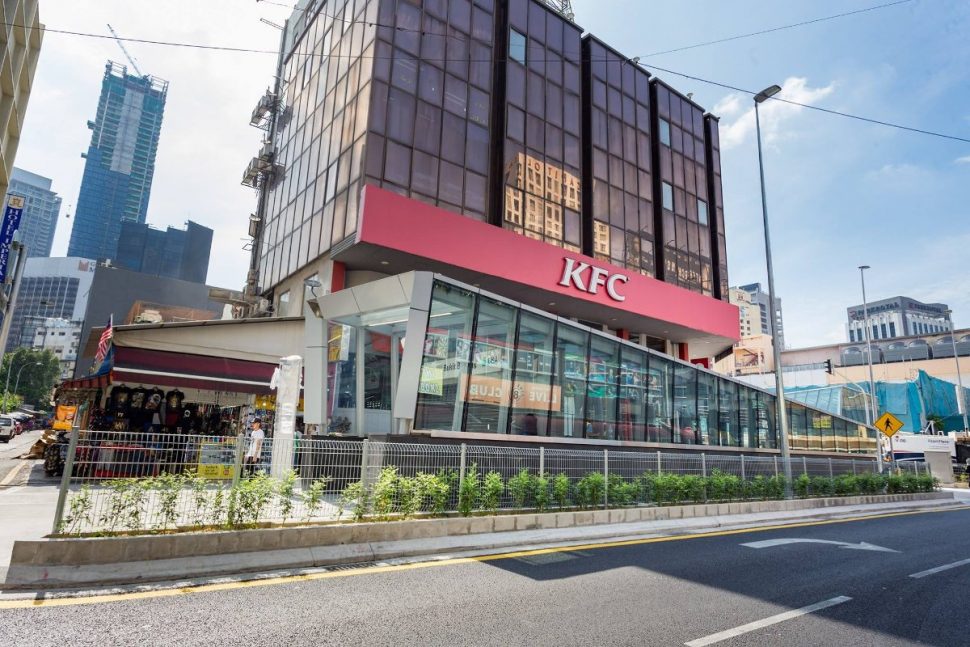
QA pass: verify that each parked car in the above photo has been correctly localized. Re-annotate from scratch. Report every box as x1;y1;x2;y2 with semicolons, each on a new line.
0;416;15;443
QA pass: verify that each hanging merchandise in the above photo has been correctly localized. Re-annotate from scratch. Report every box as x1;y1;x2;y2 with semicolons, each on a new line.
109;385;131;412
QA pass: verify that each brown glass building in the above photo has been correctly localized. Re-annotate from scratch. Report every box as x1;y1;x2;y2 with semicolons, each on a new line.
250;0;728;311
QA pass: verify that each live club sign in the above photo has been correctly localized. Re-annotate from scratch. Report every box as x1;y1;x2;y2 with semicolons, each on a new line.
558;257;629;302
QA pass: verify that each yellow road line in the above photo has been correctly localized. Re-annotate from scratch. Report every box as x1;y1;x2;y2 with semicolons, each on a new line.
1;504;966;610
0;460;30;487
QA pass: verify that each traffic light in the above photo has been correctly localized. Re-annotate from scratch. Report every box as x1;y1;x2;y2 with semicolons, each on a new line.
824;359;833;374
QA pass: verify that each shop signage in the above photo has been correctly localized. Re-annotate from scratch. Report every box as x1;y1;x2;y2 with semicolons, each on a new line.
558;257;629;302
197;440;235;479
0;195;25;283
459;374;561;412
52;404;78;431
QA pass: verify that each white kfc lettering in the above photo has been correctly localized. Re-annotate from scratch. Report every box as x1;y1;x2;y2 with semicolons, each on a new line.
558;257;629;302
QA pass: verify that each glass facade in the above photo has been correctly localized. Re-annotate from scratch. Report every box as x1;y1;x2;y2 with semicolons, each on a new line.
502;0;583;251
258;0;730;304
68;62;167;262
655;81;713;296
584;37;654;275
409;279;872;451
8;168;62;259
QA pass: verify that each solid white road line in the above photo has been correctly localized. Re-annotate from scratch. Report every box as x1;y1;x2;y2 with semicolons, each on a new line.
909;558;970;579
684;596;853;647
0;460;30;486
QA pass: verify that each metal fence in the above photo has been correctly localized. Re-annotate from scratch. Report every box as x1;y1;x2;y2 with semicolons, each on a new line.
51;430;918;535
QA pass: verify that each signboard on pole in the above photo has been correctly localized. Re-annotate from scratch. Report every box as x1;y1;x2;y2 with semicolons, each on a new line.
0;195;25;283
874;412;904;438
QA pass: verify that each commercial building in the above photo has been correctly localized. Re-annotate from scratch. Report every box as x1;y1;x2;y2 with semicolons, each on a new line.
4;256;96;353
846;296;950;343
735;283;784;349
67;62;168;262
115;220;213;283
6;167;62;258
0;0;43;204
246;0;872;454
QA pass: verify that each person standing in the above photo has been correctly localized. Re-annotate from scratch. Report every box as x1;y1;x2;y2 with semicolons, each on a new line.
245;418;265;477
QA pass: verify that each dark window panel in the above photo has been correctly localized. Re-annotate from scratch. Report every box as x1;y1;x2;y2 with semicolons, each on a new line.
464;169;487;214
412;149;439;196
451;0;472;33
507;62;526;108
465;122;489;174
507;105;525;142
443;74;468;116
438;160;464;205
440;111;466;164
414;101;442;155
471;6;493;42
418;62;443;105
469;41;493;90
386;87;415;144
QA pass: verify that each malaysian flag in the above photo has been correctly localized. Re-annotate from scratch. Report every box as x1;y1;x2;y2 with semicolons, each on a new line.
94;315;113;364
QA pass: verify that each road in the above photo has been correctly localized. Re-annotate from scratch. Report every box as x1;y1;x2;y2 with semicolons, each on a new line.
1;505;969;646
0;427;43;486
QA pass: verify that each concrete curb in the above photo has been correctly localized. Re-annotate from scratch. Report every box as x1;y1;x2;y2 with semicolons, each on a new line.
4;492;955;590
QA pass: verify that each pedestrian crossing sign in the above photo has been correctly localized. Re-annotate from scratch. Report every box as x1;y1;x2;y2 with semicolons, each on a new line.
874;412;904;438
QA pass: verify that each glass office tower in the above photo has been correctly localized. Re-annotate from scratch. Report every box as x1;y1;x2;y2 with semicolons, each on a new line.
68;62;167;262
256;0;728;303
6;167;62;258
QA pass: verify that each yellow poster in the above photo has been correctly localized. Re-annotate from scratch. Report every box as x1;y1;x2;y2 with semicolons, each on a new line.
52;405;78;431
197;441;236;479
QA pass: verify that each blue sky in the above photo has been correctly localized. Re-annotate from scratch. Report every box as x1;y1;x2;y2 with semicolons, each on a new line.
572;0;970;347
15;1;969;348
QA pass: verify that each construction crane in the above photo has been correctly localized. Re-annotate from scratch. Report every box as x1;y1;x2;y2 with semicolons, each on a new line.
106;24;144;77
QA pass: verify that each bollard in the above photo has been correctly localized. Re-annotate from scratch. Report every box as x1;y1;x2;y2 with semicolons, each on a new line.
740;454;746;480
802;456;808;476
231;433;245;487
539;446;545;476
656;450;662;475
773;455;779;477
828;458;834;479
51;425;82;535
459;443;467;490
701;453;707;478
360;439;371;489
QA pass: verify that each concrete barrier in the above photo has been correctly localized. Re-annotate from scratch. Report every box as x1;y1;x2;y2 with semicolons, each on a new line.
4;492;954;590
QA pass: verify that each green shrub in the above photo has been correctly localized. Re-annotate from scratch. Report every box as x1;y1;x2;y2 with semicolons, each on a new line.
607;475;637;506
706;470;741;502
636;473;657;504
833;474;858;497
576;472;606;508
416;472;450;515
653;473;685;505
276;470;298;523
339;481;371;521
371;467;399;520
765;475;786;499
480;471;504;514
300;476;331;521
886;474;905;494
793;473;811;498
810;476;835;497
458;463;479;517
533;473;551;512
553;473;571;509
397;474;422;519
680;475;706;503
507;469;532;509
917;474;937;492
855;472;885;494
153;472;184;530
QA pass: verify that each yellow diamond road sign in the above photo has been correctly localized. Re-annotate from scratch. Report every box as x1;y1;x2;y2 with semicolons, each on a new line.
875;412;904;438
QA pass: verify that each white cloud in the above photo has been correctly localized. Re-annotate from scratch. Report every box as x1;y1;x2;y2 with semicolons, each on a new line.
716;77;835;150
955;155;970;164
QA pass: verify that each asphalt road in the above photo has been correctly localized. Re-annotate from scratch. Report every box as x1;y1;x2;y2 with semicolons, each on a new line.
0;427;43;485
1;507;969;647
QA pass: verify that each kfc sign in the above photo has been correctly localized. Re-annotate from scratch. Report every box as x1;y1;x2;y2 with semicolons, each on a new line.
558;257;629;302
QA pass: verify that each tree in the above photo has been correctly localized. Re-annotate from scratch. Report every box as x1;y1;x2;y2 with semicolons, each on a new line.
1;348;61;409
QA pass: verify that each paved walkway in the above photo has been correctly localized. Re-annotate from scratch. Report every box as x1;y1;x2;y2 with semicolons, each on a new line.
0;461;59;582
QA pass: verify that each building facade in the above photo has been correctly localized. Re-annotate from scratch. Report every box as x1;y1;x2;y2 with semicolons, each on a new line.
30;317;83;379
7;167;62;258
846;296;950;343
115;220;213;283
735;282;784;349
67;61;168;262
5;256;96;353
246;0;872;454
0;0;43;204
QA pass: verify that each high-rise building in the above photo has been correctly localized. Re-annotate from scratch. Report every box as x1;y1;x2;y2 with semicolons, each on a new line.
6;167;62;257
0;1;43;204
735;283;784;349
4;256;96;353
729;287;760;338
115;220;213;283
248;0;729;310
67;61;168;262
846;296;950;343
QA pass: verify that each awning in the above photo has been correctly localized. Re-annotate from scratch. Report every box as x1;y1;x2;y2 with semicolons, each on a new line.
110;347;276;395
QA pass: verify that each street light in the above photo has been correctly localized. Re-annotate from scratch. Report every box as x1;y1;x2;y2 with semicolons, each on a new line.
753;83;793;498
2;360;41;413
13;361;42;399
858;265;883;469
945;309;969;433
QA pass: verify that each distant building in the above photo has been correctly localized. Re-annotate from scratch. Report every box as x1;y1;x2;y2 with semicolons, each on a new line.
67;61;168;262
5;257;96;353
734;283;785;349
7;167;62;257
30;318;83;379
729;287;760;338
0;1;43;204
74;265;224;376
115;220;213;283
846;296;950;342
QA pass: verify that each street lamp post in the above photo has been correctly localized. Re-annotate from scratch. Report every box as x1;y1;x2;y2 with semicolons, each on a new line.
13;361;41;400
753;84;793;498
945;309;969;433
3;360;39;414
857;265;884;469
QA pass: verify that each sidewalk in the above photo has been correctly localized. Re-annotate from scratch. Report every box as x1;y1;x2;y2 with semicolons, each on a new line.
0;462;59;582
